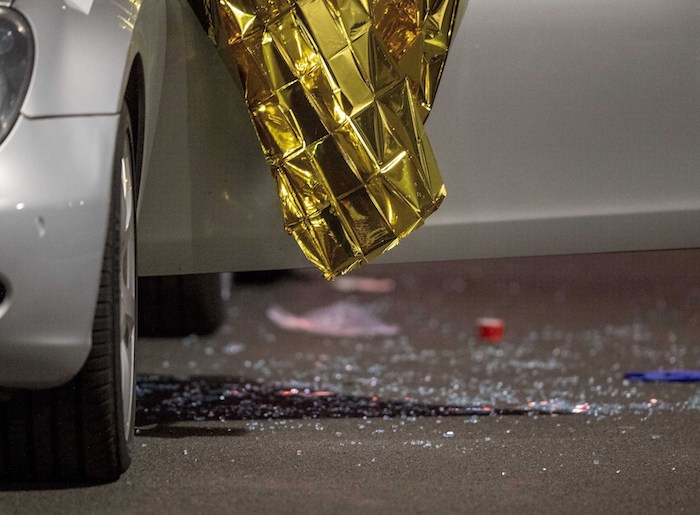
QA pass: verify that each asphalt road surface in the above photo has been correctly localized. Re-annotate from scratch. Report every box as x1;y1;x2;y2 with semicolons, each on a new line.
2;251;699;514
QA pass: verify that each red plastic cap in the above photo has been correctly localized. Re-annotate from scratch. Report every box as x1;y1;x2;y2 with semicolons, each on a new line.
477;318;504;342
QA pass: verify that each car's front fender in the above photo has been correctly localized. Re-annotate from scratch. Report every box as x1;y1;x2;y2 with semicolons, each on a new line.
13;0;166;119
0;115;119;389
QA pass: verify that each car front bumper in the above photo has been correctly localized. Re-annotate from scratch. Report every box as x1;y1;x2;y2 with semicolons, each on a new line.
0;114;118;388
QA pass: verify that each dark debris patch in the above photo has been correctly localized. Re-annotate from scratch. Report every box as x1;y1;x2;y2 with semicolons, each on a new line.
135;374;584;425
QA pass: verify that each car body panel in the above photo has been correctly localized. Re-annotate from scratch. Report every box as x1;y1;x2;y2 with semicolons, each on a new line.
138;0;308;276
0;115;118;388
0;0;166;388
16;0;138;117
138;0;700;276
379;0;700;263
14;0;167;191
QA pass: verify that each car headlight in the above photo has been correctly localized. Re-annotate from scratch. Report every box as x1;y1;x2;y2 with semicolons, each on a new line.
0;7;33;145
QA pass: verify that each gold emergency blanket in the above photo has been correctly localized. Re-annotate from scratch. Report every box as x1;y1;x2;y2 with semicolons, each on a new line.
204;0;462;278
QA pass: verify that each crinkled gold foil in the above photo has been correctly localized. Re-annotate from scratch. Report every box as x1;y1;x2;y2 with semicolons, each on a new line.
200;0;463;278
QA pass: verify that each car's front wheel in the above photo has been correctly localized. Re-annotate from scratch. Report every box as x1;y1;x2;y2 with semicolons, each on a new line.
0;103;136;482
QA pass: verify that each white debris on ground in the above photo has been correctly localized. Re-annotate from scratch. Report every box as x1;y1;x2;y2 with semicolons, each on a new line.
223;342;246;355
266;301;400;338
331;276;397;293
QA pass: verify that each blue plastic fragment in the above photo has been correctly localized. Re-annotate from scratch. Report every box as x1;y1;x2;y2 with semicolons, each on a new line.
624;370;700;382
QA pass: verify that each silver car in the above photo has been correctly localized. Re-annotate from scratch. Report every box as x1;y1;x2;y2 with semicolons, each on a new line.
1;0;698;481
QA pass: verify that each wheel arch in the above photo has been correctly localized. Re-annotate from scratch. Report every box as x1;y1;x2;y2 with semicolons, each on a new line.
124;55;145;202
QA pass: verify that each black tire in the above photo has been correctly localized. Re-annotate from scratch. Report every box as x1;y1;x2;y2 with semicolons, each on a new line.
232;269;292;285
0;104;136;483
138;273;224;337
